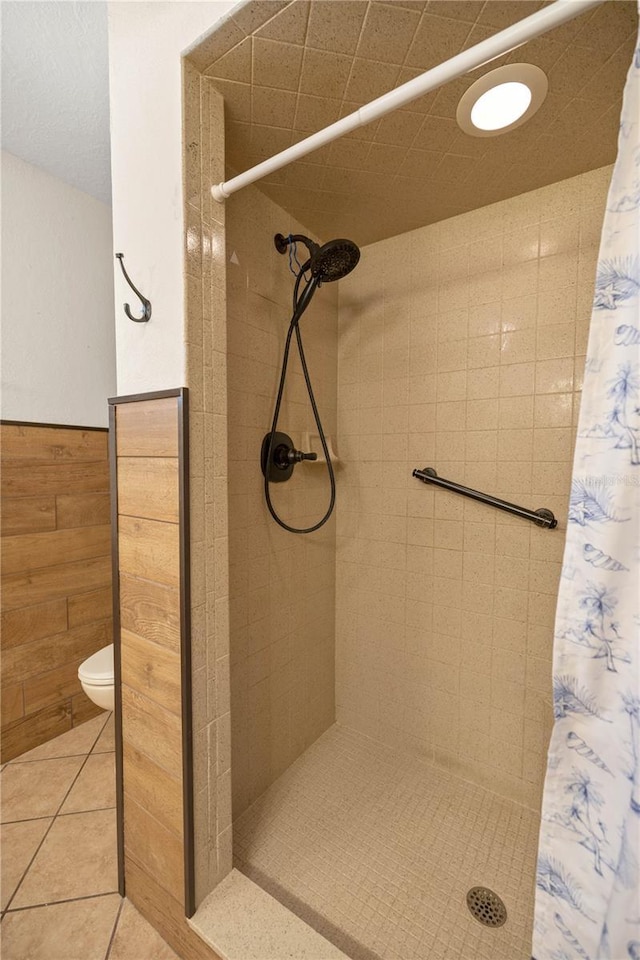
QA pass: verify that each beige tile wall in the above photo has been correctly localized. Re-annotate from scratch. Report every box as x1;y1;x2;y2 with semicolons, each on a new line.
184;66;232;903
226;184;339;819
335;164;612;810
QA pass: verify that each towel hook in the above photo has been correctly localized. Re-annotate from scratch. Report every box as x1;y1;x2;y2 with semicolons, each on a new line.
115;253;152;322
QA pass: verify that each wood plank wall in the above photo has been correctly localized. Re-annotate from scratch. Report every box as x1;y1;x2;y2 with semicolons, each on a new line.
114;395;185;902
112;391;223;959
1;422;112;760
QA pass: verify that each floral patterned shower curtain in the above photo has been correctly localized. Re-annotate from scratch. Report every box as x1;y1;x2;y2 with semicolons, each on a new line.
533;12;640;960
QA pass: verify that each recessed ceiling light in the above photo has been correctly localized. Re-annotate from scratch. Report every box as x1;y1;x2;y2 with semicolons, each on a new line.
457;63;548;137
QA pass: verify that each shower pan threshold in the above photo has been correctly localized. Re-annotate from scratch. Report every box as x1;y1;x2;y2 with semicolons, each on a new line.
233;724;539;960
188;869;348;960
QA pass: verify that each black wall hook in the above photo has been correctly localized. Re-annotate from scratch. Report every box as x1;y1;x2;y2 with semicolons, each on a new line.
115;253;152;323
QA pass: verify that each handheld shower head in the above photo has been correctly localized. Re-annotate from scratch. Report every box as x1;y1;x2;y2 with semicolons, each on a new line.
311;238;360;282
266;230;361;536
274;233;360;283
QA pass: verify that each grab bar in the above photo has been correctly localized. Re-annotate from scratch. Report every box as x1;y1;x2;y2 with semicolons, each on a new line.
412;467;557;529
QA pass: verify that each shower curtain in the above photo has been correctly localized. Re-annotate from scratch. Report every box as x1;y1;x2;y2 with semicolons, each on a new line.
533;13;640;960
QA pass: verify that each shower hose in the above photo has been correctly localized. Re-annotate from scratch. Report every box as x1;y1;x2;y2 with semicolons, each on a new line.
264;268;336;534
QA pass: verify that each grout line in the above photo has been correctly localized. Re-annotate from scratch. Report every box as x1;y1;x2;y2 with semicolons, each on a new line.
5;712;110;766
400;15;477;172
0;798;116;828
338;1;371;121
1;815;55;827
57;803;117;818
8;750;98;767
4;890;120;915
290;0;312;144
1;715;113;916
104;894;126;960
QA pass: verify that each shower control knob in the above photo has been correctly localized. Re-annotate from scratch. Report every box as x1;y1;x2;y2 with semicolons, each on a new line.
261;431;316;483
291;448;317;463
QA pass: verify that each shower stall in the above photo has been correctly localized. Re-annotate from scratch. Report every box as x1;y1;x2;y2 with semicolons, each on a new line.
223;169;609;960
178;1;639;957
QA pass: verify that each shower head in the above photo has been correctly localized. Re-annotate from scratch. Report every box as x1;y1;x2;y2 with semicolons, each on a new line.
311;238;360;282
274;233;360;283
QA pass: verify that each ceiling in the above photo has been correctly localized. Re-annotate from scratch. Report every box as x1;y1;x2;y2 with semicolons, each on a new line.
1;1;111;204
190;0;638;245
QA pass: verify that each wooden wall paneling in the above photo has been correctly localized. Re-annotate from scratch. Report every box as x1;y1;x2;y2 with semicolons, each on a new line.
119;575;180;652
121;628;182;716
121;681;183;782
0;420;113;762
1;459;110;497
2;622;109;687
123;741;184;838
2;702;74;759
1;497;56;536
1;684;24;725
110;388;196;928
1;599;68;648
117;457;179;523
124;858;222;960
1;557;113;612
23;659;86;714
0;423;108;460
124;796;185;903
115;397;179;458
56;492;111;529
118;516;180;587
71;692;103;725
1;524;111;576
68;585;113;628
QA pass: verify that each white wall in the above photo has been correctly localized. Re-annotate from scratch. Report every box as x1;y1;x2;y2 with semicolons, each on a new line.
107;1;238;395
1;150;116;427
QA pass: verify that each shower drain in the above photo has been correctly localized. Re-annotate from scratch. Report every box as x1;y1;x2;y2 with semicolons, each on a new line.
466;886;508;927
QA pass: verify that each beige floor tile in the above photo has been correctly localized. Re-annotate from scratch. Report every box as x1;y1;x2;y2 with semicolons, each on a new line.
234;724;540;960
1;893;121;960
60;753;116;814
1;757;84;823
12;808;118;908
11;714;109;763
92;714;114;754
109;898;180;960
1;818;52;910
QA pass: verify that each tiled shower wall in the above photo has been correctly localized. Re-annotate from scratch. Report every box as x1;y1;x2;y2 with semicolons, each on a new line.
226;185;338;818
184;66;232;905
335;165;612;809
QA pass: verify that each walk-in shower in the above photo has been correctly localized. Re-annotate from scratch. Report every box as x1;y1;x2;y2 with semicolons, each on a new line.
261;232;360;534
181;0;638;957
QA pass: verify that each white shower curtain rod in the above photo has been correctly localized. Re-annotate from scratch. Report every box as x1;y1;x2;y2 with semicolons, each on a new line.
211;0;605;203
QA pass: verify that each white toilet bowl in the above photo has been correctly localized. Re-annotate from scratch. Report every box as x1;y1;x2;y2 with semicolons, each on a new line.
78;644;115;712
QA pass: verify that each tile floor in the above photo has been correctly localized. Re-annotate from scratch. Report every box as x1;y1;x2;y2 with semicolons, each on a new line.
1;712;179;960
2;710;541;959
234;724;540;960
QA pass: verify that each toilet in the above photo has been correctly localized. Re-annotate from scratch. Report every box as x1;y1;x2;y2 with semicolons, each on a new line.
78;644;115;712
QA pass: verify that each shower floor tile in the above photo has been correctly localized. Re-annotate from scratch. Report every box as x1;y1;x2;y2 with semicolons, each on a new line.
234;724;540;960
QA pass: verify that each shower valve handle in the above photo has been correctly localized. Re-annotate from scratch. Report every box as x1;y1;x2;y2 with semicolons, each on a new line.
274;443;316;467
262;432;317;483
290;448;317;463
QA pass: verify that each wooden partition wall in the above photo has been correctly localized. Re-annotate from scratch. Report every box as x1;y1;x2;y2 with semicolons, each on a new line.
110;389;220;958
1;421;112;760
